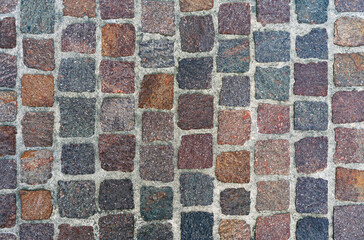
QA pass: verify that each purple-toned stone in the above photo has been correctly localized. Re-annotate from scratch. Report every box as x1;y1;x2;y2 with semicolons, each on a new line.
62;23;96;54
0;159;16;190
295;137;328;174
0;17;16;49
0;54;17;88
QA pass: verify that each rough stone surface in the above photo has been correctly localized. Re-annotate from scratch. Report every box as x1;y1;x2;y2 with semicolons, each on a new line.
220;188;250;215
257;103;290;134
21;74;54;107
61;144;95;175
19;224;54;240
295;137;328;174
254;31;290;62
23;38;55;71
335;0;364;12
20;190;53;220
217;39;250;73
102;23;135;57
294;62;328;96
334;17;364;47
181;212;213;240
20;0;55;34
255;214;290;240
256;0;290;25
218;110;251;145
334;53;364;87
99;214;134;240
0;126;16;157
296;0;328;24
62;23;96;54
0;159;16;190
180;172;214;206
0;17;16;49
22;112;54;147
142;112;174;142
0;91;17;122
218;3;250;35
296;217;328;240
100;60;135;93
180;0;213;12
58;224;94;240
139;40;174;68
177;57;213;89
296;177;328;214
334;128;364;164
140;186;173;221
334;205;364;240
0;0;16;13
20;150;53;185
332;91;364;124
0;233;16;240
336;167;363;202
215;151;250;183
63;0;96;17
137;223;173;240
219;219;250;240
294;101;328;131
220;76;250;107
100;0;134;19
296;28;328;59
99;179;134;210
0;194;16;228
0;53;17;88
256;180;290;211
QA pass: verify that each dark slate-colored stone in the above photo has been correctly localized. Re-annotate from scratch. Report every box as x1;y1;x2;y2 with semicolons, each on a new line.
296;0;328;24
180;172;213;207
137;223;173;240
58;180;96;218
295;137;328;174
220;188;250;215
59;97;96;137
296;28;328;59
0;233;16;240
181;212;213;240
0;159;16;189
256;0;290;25
294;62;328;96
20;0;55;34
255;66;290;101
19;224;54;240
294;101;328;131
99;179;134;211
99;214;134;240
58;58;96;92
220;76;250;107
254;31;290;62
177;57;213;89
61;143;95;175
296;177;328;214
296;217;328;240
334;53;364;87
334;205;364;240
0;194;16;228
0;126;16;157
58;224;94;240
0;17;16;49
140;186;173;221
0;54;16;88
62;23;96;54
217;39;250;73
139;40;174;68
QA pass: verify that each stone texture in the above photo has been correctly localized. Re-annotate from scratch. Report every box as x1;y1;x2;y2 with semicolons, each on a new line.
100;60;135;93
0;0;16;13
0;233;16;240
99;179;134;210
21;74;54;107
99;214;134;240
20;190;53;220
296;0;328;24
180;172;214;206
20;150;53;185
220;76;250;107
0;126;16;157
139;40;174;68
58;180;96;218
0;17;16;49
334;128;364;164
296;28;328;59
139;73;174;110
256;180;290;211
142;112;174;142
216;151;250;183
62;23;96;54
20;0;55;34
99;134;135;172
334;205;364;240
137;223;173;240
295;137;328;174
23;38;55;71
22;112;54;147
59;97;96;137
255;214;290;240
296;217;328;240
219;219;250;240
58;58;96;92
19;224;54;240
256;0;290;25
257;103;290;134
140;186;173;221
177;94;213;130
0;53;16;88
0;159;16;189
61;144;95;175
220;188;250;215
255;66;290;101
334;17;364;47
181;212;213;240
217;39;250;73
140;145;174;182
294;101;328;131
294;62;328;96
177;57;213;89
334;53;364;87
254;139;290;175
63;0;96;17
332;91;364;124
180;0;213;12
141;0;175;36
178;134;213;169
254;31;290;62
218;110;251;145
0;194;16;228
102;23;135;57
335;0;364;12
58;224;94;240
100;97;134;132
336;167;364;202
179;15;214;53
218;3;250;35
0;91;16;122
100;0;134;19
296;177;328;214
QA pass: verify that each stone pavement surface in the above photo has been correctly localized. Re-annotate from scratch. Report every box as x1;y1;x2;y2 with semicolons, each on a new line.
0;0;363;239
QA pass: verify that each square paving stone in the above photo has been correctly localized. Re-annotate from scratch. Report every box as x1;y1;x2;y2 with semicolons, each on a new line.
100;0;134;19
21;75;54;107
181;212;213;240
257;103;290;134
20;190;53;220
220;76;250;107
220;188;250;215
177;94;214;130
296;177;328;214
100;97;134;132
20;0;55;34
0;194;16;228
142;112;174;142
255;66;290;101
335;0;364;12
140;186;173;221
180;172;214;206
100;60;135;93
99;214;134;240
0;17;16;49
62;23;96;54
0;126;16;157
58;180;96;218
19;223;54;240
294;101;328;131
58;58;96;92
256;180;290;211
0;53;17;88
256;0;290;25
102;23;135;57
61;143;95;175
255;214;290;240
99;134;135;172
334;205;364;240
58;224;94;240
296;28;328;59
177;57;213;89
0;0;16;13
332;91;364;124
180;0;213;12
179;15;214;53
296;217;328;240
254;31;290;62
216;151;250;183
334;53;364;87
99;179;134;210
139;40;174;68
334;17;364;47
139;145;174;182
334;128;364;164
218;3;250;35
22;112;54;147
217;39;250;73
0;159;16;190
0;233;16;239
218;110;251;145
58;97;96;137
141;0;175;36
23;38;55;71
137;223;173;240
295;137;328;174
294;62;328;96
336;167;363;202
63;0;96;17
20;150;53;185
0;91;17;122
219;219;250;240
296;0;328;24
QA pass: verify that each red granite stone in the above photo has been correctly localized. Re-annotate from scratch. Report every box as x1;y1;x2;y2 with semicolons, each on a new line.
336;167;363;202
294;62;328;96
255;214;290;240
218;110;251;145
100;0;134;19
334;128;364;164
58;224;94;240
180;0;213;12
22;112;54;147
0;91;17;122
142;111;174;142
0;126;16;157
334;17;364;47
256;180;290;211
63;0;96;17
216;151;250;183
100;60;135;93
257;103;290;134
218;3;250;35
23;38;55;71
62;23;96;54
0;17;16;49
0;194;16;228
219;219;250;240
21;74;54;107
334;205;364;240
102;23;135;57
334;53;364;87
256;0;290;25
332;90;364;124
